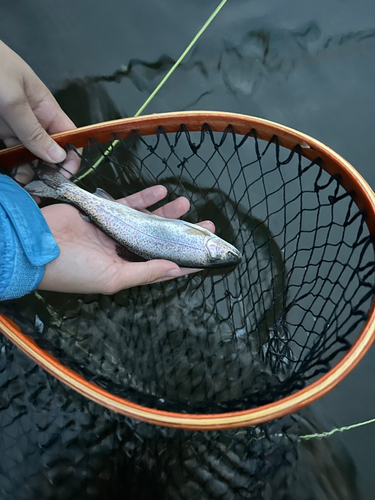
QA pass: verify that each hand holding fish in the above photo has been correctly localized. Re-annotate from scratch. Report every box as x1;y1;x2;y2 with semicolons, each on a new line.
0;41;78;182
38;185;216;294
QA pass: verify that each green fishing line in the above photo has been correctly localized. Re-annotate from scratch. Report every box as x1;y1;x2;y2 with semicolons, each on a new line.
76;0;228;181
270;416;375;442
300;416;375;441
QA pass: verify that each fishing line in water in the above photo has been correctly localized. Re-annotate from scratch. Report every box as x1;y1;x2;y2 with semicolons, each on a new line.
76;0;228;182
237;417;375;443
299;416;375;441
262;417;375;442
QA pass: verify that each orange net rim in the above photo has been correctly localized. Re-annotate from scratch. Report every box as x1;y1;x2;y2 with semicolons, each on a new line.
0;110;375;431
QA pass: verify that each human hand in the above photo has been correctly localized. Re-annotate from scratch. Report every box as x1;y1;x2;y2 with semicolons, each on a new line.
0;40;78;183
38;185;215;294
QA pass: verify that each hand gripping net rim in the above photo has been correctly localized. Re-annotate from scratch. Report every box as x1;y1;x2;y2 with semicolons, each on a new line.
0;111;374;431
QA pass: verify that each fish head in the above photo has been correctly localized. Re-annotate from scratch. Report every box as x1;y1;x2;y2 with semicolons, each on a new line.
205;237;242;267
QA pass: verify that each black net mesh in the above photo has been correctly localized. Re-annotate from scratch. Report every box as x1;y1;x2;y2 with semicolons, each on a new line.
1;124;374;416
0;123;373;499
0;333;303;500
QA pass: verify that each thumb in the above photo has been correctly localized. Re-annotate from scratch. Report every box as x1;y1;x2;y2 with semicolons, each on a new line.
2;98;66;163
110;260;181;292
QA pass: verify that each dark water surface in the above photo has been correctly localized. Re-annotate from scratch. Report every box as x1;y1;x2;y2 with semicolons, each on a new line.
1;0;375;498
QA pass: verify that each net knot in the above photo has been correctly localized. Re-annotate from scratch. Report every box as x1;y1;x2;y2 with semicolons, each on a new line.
190;143;198;154
177;158;188;169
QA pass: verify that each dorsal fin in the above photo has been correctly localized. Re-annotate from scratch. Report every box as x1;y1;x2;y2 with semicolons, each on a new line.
94;188;115;201
180;220;213;237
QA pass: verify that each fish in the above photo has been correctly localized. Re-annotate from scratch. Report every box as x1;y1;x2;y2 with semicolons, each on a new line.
25;164;242;268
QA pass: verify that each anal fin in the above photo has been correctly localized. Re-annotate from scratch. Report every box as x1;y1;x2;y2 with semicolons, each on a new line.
79;212;91;222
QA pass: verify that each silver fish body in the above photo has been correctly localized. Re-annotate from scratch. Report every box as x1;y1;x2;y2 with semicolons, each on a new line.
26;166;242;268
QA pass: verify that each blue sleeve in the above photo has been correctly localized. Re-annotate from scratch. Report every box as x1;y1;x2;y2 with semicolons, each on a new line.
0;174;60;301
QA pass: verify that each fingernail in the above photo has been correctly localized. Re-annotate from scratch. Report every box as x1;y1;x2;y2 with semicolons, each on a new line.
48;142;66;163
167;268;180;278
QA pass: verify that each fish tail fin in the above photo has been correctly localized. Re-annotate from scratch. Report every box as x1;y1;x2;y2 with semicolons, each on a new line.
36;162;73;190
25;180;59;199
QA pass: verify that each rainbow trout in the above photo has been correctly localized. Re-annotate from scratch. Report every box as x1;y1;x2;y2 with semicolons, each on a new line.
25;165;242;268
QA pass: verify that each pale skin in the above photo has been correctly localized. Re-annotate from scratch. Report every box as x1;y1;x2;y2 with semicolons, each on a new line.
0;40;78;180
0;40;214;293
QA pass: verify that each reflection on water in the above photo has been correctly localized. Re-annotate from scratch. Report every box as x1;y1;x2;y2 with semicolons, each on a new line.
54;21;375;116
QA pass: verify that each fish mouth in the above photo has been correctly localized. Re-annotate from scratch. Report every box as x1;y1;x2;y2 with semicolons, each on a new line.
225;249;242;265
209;252;242;268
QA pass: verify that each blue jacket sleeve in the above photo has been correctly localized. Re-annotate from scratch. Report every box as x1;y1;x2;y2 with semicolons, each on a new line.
0;174;59;301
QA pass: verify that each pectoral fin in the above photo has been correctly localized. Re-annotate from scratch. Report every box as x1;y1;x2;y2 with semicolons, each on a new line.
115;244;146;262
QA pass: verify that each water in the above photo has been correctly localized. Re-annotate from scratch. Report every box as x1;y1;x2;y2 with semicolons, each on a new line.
1;0;375;498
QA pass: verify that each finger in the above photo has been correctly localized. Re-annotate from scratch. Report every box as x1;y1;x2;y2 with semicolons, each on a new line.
12;162;36;185
60;148;82;178
110;259;181;291
118;187;190;219
2;116;79;178
38;98;76;136
9;160;41;203
1;98;66;163
153;267;202;283
118;188;214;231
117;185;168;209
153;196;190;219
26;79;79;172
24;72;76;135
196;220;215;233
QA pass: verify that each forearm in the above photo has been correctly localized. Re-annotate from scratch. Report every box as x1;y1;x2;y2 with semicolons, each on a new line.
0;174;59;300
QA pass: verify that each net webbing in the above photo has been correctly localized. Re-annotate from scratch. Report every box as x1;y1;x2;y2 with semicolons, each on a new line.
1;124;374;416
0;332;303;499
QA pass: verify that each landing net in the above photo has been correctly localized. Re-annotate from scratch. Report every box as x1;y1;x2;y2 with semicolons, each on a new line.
0;112;374;430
